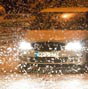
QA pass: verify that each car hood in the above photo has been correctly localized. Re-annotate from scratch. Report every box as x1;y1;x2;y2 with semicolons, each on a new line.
24;30;88;42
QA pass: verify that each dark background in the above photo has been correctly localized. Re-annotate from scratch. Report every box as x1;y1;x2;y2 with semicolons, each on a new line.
0;0;88;13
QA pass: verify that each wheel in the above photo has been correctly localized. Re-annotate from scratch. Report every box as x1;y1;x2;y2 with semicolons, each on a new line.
71;65;85;73
19;63;39;73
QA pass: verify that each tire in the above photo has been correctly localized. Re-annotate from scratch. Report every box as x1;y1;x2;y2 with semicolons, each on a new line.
19;63;39;73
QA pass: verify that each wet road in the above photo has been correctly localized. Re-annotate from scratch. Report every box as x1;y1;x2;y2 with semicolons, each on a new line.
0;73;88;89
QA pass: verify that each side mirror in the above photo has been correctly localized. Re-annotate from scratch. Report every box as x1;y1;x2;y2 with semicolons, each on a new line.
0;5;5;16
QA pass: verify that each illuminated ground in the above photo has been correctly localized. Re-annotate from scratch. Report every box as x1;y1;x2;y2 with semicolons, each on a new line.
0;73;88;89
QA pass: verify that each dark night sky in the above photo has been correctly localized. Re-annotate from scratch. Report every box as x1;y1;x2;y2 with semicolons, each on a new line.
0;0;88;13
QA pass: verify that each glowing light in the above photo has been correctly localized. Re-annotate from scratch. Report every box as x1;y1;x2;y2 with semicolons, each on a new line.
8;79;30;89
65;41;82;51
19;41;33;51
61;13;75;19
59;79;82;89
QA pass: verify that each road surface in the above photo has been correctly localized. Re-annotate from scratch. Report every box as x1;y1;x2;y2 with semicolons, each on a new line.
0;73;88;89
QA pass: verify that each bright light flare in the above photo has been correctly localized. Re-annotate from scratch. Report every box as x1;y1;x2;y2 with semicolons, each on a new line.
59;79;82;89
65;41;82;51
8;79;30;89
61;13;75;19
19;41;33;51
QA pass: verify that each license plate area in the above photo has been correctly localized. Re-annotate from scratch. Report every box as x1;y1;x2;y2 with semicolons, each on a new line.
29;57;68;63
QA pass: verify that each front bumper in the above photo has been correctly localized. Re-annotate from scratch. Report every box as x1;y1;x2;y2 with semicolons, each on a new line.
19;50;86;65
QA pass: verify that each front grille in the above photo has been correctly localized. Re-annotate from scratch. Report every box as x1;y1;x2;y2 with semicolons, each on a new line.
32;42;65;51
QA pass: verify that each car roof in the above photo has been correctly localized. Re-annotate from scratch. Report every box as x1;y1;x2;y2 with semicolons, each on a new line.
41;7;88;13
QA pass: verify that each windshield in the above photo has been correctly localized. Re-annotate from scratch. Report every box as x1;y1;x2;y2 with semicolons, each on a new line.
30;12;88;30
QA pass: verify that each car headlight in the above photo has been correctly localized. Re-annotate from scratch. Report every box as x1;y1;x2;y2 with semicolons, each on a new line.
65;41;82;51
19;40;33;51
